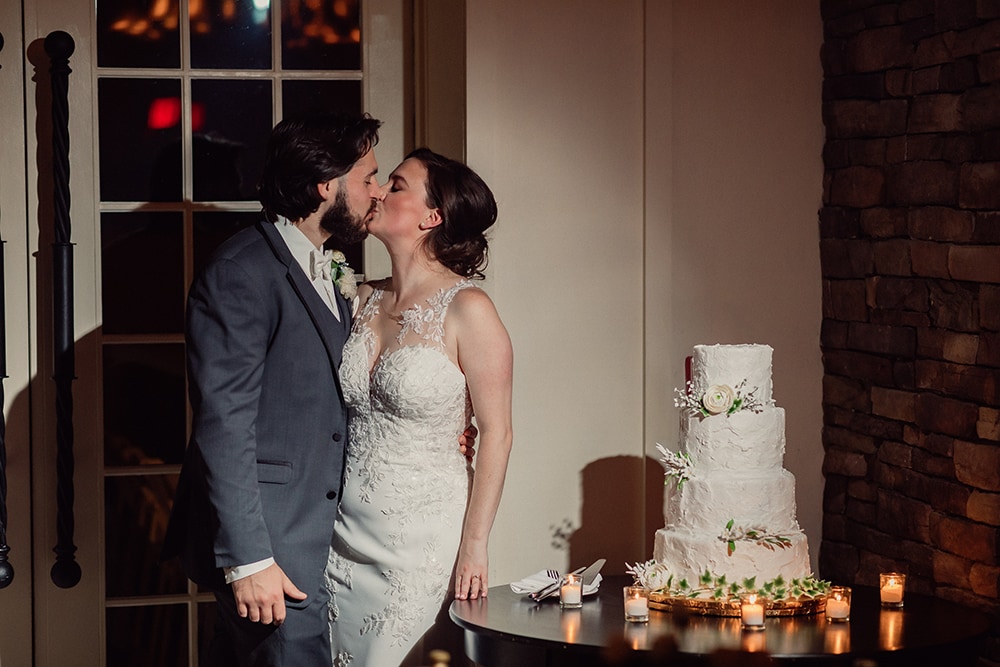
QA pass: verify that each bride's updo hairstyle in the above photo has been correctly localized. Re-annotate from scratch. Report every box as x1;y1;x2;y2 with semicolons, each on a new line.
408;148;497;279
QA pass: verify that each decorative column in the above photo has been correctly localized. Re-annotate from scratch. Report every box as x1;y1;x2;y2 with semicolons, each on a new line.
44;29;81;589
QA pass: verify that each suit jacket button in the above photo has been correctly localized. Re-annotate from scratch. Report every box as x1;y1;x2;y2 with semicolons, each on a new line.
326;491;337;500
332;432;342;442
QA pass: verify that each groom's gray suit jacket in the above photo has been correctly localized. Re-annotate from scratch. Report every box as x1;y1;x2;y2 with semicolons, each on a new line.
164;219;350;609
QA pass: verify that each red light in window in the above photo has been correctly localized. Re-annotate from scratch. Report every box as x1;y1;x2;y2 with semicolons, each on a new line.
148;97;181;129
147;98;207;132
192;102;205;132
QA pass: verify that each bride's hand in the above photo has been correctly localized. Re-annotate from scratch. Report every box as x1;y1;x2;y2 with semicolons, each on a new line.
454;541;488;600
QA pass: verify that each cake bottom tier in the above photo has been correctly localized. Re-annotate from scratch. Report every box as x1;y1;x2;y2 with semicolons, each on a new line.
653;527;811;588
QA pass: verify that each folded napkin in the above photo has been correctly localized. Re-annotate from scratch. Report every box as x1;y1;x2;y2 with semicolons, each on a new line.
509;570;603;596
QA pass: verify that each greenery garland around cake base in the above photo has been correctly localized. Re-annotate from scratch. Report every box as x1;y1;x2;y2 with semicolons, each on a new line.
627;560;831;617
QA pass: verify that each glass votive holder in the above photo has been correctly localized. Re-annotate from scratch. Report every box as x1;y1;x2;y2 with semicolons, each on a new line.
559;572;583;609
825;586;851;623
623;586;649;622
739;593;766;631
879;572;906;609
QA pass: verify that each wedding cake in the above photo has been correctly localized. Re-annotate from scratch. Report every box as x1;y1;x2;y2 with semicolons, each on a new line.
652;344;813;593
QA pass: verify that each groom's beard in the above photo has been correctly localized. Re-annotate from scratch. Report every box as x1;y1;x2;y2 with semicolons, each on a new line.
320;185;370;246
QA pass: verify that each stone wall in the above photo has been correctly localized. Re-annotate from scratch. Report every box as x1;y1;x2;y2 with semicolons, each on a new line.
819;0;1000;660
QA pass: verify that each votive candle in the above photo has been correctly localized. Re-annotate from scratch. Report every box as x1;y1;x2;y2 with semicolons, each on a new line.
623;586;649;622
560;573;583;608
826;586;851;623
740;593;766;630
879;572;906;609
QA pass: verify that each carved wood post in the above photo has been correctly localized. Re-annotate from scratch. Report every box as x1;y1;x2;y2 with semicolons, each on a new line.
45;29;81;589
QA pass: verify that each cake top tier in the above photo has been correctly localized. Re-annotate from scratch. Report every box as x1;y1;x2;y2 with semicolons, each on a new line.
691;344;774;404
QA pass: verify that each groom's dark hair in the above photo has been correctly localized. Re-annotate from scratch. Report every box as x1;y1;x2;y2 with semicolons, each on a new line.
258;112;381;222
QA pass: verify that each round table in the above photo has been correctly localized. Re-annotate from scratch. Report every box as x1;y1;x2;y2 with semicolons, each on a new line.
449;575;991;666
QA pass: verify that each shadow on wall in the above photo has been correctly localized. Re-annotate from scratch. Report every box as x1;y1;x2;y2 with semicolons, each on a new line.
565;455;666;573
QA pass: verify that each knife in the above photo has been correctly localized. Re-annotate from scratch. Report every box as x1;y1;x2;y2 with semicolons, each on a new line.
530;558;606;602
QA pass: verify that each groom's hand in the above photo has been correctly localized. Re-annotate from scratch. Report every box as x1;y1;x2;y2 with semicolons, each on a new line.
232;563;308;626
459;424;478;461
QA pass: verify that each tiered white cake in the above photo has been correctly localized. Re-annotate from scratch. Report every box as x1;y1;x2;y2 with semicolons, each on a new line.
653;344;812;589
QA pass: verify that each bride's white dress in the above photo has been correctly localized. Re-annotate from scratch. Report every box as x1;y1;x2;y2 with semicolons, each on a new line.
326;279;475;667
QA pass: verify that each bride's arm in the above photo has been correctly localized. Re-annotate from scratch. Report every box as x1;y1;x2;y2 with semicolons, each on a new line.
449;287;513;601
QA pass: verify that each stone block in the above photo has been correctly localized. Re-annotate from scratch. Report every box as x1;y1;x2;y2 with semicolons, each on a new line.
933;550;972;587
908;206;975;241
877;490;932;540
888;161;958;205
981;285;1000;330
824;349;896;384
871;277;929;312
930;513;996;561
978;406;1000;441
848;478;879;501
949;245;1000;282
820;206;861;238
914;30;958;67
823;446;870;476
959;162;1000;209
968;490;1000;525
976;332;1000;368
901;0;935;21
847;496;879;524
884;68;911;97
848;322;917;356
916;393;979;438
874;239;912;275
821;238;875;278
849;138;890;165
928;280;979;330
979;0;1000;19
828;165;886;206
941;58;980;91
872;387;918;421
824;373;871;411
851;25;915;72
824;72;889;100
871;308;931;329
850;410;908;441
824;99;909;138
878;440;915;469
829;279;869;321
961;83;1000;131
822;317;851;347
910;66;942;94
954;439;1000;490
860;207;907;237
821;38;851;77
969;562;1000;598
978;49;1000;82
910;241;951;278
909;92;963;130
825;424;877;455
971;210;1000;242
943;331;980;363
912;448;955;477
916;359;999;403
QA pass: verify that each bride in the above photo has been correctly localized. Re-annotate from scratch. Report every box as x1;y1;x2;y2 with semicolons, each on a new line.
326;148;513;666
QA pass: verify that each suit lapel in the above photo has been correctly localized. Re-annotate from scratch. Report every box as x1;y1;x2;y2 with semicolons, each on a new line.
257;222;348;372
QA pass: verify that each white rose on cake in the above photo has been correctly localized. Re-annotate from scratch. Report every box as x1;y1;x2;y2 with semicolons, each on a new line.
701;385;735;415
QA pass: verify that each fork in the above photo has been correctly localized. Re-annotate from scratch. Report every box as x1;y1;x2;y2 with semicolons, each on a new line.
545;569;560;581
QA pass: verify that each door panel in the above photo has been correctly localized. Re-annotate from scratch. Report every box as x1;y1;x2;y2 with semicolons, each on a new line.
1;0;406;664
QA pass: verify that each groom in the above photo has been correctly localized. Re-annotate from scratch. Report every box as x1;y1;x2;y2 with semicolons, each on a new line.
163;112;384;666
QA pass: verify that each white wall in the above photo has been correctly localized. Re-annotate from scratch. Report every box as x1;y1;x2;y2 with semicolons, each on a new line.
468;0;824;584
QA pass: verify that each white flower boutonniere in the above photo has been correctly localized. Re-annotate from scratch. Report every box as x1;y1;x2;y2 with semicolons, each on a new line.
330;250;358;300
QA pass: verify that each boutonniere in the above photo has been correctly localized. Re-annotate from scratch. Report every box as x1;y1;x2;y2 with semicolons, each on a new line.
329;250;358;300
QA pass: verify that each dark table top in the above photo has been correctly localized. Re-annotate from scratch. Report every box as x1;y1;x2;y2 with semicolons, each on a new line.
450;575;992;666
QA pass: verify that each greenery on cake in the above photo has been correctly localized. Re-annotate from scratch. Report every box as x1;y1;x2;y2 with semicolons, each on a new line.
674;378;766;418
719;519;793;556
627;559;830;601
656;443;693;488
